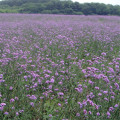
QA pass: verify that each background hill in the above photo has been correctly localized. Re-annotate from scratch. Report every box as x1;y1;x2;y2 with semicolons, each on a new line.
0;0;120;15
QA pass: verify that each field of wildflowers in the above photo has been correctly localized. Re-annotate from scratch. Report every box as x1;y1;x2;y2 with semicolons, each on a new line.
0;14;120;120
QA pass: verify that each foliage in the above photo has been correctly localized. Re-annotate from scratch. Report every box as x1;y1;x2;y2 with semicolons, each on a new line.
0;0;120;15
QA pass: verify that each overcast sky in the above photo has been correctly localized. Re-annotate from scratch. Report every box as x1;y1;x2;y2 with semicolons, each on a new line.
72;0;120;5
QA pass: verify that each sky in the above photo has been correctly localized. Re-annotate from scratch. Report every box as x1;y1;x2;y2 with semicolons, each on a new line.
72;0;120;5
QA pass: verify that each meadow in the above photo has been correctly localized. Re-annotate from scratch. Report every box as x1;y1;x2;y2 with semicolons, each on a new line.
0;14;120;120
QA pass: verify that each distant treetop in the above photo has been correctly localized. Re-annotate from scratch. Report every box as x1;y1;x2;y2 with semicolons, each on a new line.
0;0;120;15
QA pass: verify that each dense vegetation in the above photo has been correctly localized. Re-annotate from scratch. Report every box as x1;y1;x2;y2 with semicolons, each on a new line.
0;14;120;120
0;0;120;15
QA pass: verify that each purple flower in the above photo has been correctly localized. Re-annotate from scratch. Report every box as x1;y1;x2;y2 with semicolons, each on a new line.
45;74;50;78
0;74;3;79
104;98;109;101
83;100;87;106
103;91;108;94
15;97;19;100
29;95;37;100
55;72;58;76
95;86;99;90
0;106;3;111
16;112;19;116
87;99;94;106
88;80;94;85
11;106;15;109
78;102;83;108
40;96;44;99
58;103;61;107
50;77;54;83
24;76;27;79
4;112;9;115
48;85;52;89
76;113;80;116
114;104;119;108
45;80;50;84
101;52;106;56
0;103;6;106
89;111;92;115
83;109;87;115
103;76;110;83
10;98;15;103
96;112;100;116
114;83;119;90
82;69;86;74
19;110;24;113
9;86;13;90
111;96;115;99
49;114;52;117
109;107;114;111
98;93;102;96
95;104;99;110
58;92;64;96
108;67;114;73
75;87;83;93
107;111;111;116
30;102;34;107
58;81;63;85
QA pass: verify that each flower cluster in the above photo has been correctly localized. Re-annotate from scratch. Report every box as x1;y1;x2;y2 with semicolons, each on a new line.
0;14;120;119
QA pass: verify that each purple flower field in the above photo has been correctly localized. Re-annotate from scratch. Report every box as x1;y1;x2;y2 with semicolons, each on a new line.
0;14;120;120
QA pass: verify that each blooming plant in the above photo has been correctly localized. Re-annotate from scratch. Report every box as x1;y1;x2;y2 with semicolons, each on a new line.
0;14;120;120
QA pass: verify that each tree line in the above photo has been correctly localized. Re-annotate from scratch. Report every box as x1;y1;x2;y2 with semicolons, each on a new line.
0;0;120;15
